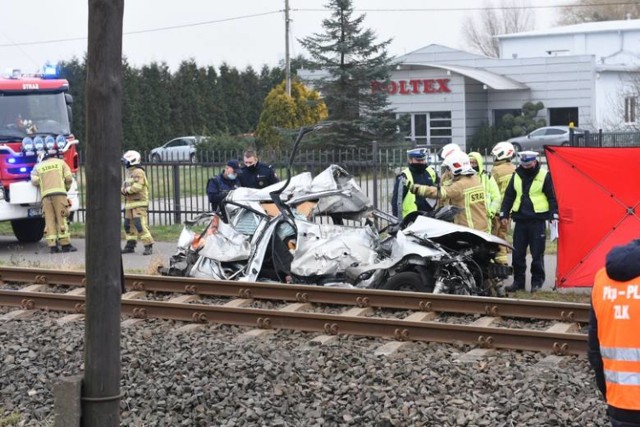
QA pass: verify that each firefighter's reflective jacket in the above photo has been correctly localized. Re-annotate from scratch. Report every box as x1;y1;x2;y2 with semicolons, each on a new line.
122;166;149;209
30;157;72;197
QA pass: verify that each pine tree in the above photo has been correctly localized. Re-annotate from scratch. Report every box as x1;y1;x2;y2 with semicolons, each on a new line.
299;0;397;146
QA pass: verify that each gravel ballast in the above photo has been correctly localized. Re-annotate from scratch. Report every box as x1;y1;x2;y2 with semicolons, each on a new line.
0;310;608;426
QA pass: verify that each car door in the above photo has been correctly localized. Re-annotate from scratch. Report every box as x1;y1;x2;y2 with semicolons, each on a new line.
161;138;181;161
525;128;548;151
171;138;191;161
544;128;569;146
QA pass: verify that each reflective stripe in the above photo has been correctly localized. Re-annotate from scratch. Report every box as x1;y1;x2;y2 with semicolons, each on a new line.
601;346;640;362
512;169;549;213
604;369;640;386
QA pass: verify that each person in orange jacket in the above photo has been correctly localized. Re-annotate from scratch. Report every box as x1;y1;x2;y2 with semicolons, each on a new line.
588;238;640;426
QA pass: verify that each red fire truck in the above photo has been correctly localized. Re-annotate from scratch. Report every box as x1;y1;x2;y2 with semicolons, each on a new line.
0;68;79;242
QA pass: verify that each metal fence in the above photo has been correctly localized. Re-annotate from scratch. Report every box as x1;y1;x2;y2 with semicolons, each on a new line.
74;143;422;226
73;131;640;226
571;129;640;147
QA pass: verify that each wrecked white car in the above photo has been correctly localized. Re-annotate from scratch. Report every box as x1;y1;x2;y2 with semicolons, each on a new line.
159;163;513;296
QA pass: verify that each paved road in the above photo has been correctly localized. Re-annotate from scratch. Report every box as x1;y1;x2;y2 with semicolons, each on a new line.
0;237;177;274
0;235;562;291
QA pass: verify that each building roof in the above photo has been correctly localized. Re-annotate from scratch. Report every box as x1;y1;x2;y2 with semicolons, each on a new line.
398;62;528;90
497;19;640;39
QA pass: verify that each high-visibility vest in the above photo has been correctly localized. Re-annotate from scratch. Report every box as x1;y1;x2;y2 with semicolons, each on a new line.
512;169;549;213
592;267;640;410
401;166;436;218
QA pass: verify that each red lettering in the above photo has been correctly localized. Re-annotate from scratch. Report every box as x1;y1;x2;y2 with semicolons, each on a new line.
409;80;421;94
399;80;411;95
436;78;451;93
370;81;383;93
386;81;398;95
423;79;435;93
370;79;452;95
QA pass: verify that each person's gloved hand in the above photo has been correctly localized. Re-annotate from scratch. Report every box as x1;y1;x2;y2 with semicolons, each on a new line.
121;187;128;196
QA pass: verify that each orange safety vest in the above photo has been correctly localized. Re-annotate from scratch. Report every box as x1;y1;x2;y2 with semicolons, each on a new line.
592;267;640;410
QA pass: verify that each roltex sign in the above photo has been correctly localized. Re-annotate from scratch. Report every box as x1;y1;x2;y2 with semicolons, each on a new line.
370;78;451;95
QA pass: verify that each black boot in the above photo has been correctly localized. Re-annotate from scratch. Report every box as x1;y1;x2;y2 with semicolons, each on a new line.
504;282;525;293
61;244;78;253
50;246;61;254
143;244;153;256
121;241;136;254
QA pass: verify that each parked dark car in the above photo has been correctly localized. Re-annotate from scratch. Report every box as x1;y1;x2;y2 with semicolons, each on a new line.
508;126;584;152
149;136;207;163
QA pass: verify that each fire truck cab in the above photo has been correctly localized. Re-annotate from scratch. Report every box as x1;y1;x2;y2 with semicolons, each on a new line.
0;68;80;243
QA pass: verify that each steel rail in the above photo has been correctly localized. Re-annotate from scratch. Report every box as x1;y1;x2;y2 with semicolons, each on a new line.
0;266;590;322
0;290;587;355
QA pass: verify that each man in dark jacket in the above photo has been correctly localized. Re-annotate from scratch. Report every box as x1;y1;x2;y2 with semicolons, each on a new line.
207;160;240;212
588;239;640;426
238;149;278;189
500;151;558;292
391;148;438;221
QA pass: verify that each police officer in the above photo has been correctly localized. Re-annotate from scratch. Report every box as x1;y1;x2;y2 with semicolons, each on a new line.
412;151;488;232
500;151;558;292
391;148;438;221
121;150;154;255
30;147;75;253
490;141;517;265
238;149;278;189
207;159;240;212
588;239;640;426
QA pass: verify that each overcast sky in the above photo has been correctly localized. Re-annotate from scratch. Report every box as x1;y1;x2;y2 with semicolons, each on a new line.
1;0;559;74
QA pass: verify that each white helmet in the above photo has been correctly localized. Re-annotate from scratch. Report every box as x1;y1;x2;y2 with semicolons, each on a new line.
443;151;472;176
122;150;141;167
439;142;462;160
491;141;515;160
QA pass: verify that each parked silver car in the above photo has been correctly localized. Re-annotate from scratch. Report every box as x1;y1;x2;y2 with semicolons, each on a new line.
507;126;583;152
149;136;206;163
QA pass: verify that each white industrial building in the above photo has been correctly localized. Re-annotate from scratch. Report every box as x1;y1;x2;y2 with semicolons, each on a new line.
300;18;640;148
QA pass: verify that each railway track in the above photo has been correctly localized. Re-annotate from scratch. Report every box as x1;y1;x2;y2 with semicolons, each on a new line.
0;266;589;355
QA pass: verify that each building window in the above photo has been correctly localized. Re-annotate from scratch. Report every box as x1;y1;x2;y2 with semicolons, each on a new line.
494;109;522;126
624;97;637;123
400;111;452;145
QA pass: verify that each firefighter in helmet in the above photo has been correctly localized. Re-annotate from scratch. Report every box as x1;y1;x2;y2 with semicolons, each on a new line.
121;150;154;255
490;141;517;264
30;141;75;253
412;150;489;232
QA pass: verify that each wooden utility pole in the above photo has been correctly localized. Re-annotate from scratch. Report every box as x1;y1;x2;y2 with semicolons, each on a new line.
285;0;292;96
83;0;124;425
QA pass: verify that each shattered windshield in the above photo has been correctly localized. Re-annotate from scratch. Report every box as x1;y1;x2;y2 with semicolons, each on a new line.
0;92;71;139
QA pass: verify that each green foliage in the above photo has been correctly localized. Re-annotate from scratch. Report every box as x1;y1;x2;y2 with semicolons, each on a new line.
299;0;397;146
197;133;256;161
469;101;546;151
59;58;285;153
256;80;328;149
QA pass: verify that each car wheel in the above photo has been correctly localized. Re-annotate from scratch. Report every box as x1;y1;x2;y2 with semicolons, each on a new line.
512;142;522;152
561;141;570;146
190;153;197;164
379;270;433;293
151;153;161;163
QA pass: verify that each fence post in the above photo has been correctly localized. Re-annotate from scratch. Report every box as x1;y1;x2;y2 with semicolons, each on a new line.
372;140;379;211
172;164;181;224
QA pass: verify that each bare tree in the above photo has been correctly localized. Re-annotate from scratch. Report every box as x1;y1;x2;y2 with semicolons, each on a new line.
558;0;640;25
463;0;535;57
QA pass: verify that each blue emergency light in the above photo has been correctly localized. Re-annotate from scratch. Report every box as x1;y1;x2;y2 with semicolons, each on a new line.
42;63;59;79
